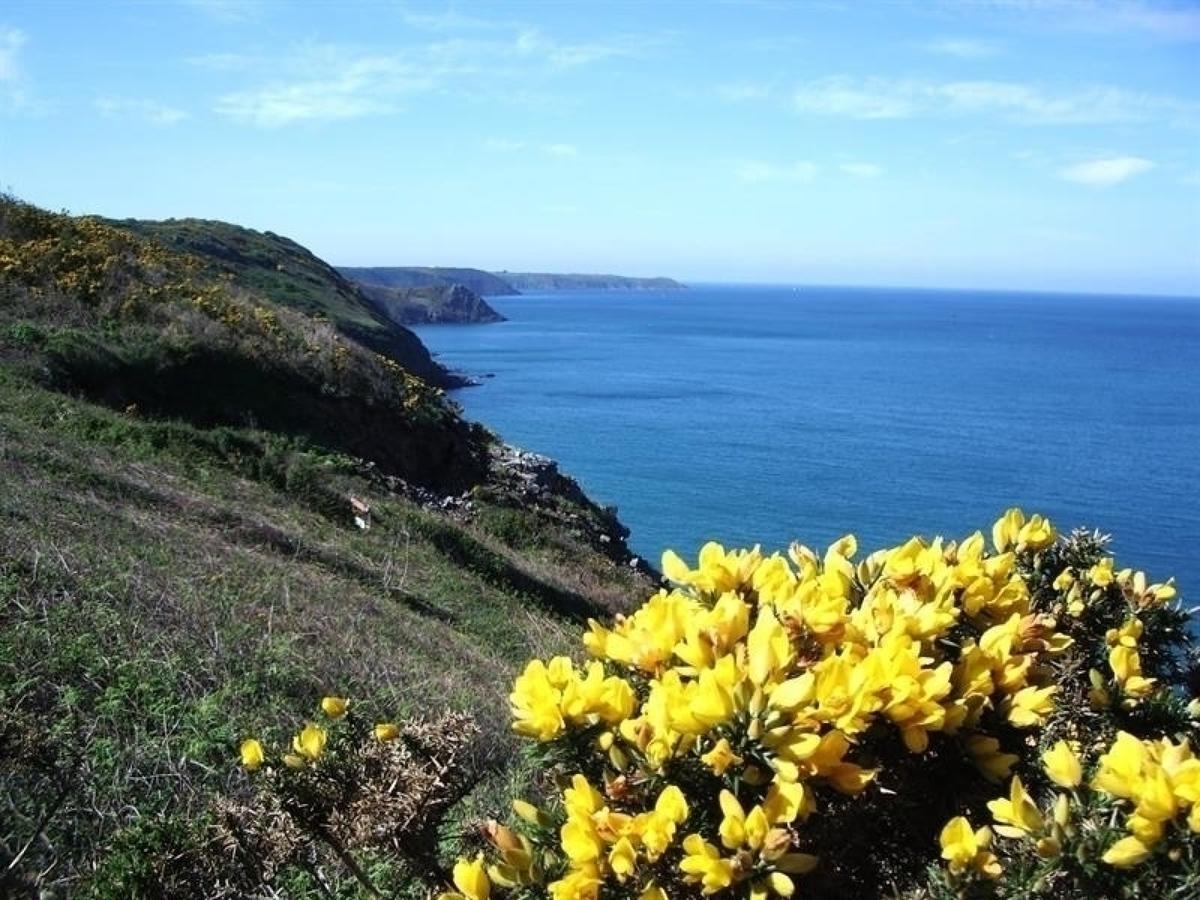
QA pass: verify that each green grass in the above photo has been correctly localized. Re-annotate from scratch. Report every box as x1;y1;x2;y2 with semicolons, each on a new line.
0;364;647;897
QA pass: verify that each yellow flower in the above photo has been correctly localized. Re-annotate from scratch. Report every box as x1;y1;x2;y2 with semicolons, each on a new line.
608;837;636;881
451;855;491;900
1002;684;1056;728
320;696;348;718
1102;835;1152;868
510;660;566;741
680;833;734;893
374;722;400;742
939;816;1002;880
1093;731;1147;800
700;738;743;776
239;738;264;771
1090;558;1115;587
1042;740;1083;789
988;775;1043;838
991;508;1024;553
1016;514;1055;551
747;606;792;686
291;722;327;762
939;816;978;872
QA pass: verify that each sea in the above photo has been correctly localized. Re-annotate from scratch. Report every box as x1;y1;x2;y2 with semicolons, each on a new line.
413;284;1200;603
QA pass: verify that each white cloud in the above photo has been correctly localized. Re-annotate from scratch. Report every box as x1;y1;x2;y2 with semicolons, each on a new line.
215;55;436;126
0;26;24;81
1058;156;1154;187
792;75;1198;126
922;38;1000;59
839;162;883;178
94;95;187;125
514;27;650;68
212;27;657;127
735;160;818;184
793;77;918;119
0;26;29;110
543;142;578;157
398;7;505;32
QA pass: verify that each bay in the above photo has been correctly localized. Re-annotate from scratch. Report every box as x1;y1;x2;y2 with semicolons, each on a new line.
414;284;1200;600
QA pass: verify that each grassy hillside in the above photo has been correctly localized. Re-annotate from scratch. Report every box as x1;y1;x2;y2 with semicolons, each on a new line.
0;197;652;897
114;217;460;386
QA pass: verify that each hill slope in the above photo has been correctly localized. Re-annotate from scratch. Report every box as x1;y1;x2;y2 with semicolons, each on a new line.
115;218;462;386
0;196;652;897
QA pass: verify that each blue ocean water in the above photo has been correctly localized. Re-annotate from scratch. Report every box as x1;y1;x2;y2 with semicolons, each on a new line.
414;285;1200;600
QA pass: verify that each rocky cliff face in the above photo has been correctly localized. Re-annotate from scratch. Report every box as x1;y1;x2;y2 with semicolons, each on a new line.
357;282;506;325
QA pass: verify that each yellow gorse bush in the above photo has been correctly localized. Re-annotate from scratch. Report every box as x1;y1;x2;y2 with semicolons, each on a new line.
436;509;1198;899
237;509;1196;898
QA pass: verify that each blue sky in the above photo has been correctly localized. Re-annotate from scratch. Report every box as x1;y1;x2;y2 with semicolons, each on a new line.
2;0;1198;294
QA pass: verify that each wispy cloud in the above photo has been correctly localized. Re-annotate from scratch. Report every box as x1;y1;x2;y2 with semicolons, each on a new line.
1058;155;1154;186
513;27;653;68
398;6;506;32
792;76;1198;126
735;160;818;183
921;37;1000;59
839;162;883;177
0;26;28;110
484;138;579;157
94;95;188;125
212;27;658;126
0;25;24;81
216;55;435;126
793;77;918;119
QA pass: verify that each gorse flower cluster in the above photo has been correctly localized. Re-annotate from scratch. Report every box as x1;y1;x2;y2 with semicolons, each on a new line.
440;511;1198;899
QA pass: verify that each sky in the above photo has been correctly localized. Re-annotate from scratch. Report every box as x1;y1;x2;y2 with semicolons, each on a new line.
1;0;1198;295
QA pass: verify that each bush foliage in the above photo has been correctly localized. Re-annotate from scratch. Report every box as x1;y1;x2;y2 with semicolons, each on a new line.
241;510;1197;898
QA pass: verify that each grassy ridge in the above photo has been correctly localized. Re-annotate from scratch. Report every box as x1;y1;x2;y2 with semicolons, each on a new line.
112;216;458;385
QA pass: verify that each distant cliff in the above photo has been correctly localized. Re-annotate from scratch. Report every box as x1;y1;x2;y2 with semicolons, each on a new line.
358;282;506;325
493;272;686;291
339;266;518;297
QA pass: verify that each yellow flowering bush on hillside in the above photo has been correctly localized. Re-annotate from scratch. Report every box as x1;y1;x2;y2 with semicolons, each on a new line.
236;510;1198;898
446;510;1197;899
